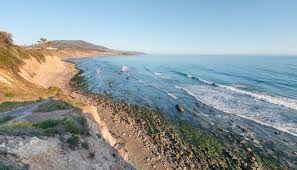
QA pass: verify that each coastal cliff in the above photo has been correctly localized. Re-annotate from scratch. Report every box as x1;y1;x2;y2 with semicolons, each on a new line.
0;37;134;169
0;33;292;169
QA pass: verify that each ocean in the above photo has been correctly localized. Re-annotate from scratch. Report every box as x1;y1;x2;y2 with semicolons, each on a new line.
69;54;297;156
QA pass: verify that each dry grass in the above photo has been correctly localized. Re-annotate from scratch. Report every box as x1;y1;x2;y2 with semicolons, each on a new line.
0;44;47;72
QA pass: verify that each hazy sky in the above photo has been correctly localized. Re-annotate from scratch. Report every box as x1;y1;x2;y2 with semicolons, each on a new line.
1;0;297;54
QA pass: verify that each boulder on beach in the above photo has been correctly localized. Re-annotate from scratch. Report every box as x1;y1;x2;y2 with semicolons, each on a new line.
176;104;184;112
211;82;217;86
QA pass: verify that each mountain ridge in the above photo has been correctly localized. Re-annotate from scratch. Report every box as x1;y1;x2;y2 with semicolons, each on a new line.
29;40;145;56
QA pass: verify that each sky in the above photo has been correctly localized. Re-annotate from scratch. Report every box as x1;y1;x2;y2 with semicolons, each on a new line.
1;0;297;54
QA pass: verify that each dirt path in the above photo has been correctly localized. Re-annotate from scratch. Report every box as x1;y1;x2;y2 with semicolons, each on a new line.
2;101;48;123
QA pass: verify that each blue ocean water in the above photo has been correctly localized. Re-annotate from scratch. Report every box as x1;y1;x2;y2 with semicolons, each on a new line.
70;54;297;138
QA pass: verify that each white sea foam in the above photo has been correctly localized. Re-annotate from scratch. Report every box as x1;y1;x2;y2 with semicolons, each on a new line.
187;74;193;78
153;72;167;79
176;84;297;136
96;69;101;75
181;73;297;111
121;66;130;72
167;92;178;100
219;84;297;111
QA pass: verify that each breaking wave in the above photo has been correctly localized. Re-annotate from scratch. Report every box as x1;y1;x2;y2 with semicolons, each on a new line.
176;72;297;111
176;85;297;136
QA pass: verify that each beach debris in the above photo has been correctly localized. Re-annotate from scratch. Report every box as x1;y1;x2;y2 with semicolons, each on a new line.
176;104;184;112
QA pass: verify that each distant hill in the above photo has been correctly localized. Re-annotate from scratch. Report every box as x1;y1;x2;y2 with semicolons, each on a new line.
49;40;112;52
29;40;145;56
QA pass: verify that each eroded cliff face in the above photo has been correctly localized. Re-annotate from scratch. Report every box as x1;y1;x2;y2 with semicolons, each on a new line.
18;55;77;89
0;49;134;169
0;49;78;101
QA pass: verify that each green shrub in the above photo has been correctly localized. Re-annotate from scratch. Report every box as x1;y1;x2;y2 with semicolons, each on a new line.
33;115;89;137
43;128;59;136
63;116;81;134
0;115;15;124
63;115;89;135
0;122;43;136
34;101;73;113
34;119;63;136
81;141;89;150
76;116;90;136
0;163;19;170
67;134;80;149
35;119;62;129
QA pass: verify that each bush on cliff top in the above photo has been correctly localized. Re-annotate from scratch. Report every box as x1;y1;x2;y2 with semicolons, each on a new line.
0;32;13;45
34;100;74;113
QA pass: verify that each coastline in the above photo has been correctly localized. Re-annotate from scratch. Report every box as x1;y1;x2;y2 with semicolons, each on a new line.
62;59;288;169
58;60;176;169
0;48;293;169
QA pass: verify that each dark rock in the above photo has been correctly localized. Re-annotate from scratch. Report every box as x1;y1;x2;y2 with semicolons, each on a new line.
211;82;217;86
176;104;184;112
274;131;281;135
270;140;276;144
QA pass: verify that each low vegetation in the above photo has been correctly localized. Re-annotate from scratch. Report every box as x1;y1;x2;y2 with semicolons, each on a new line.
0;115;15;124
70;67;293;169
0;101;33;112
0;44;47;73
70;70;88;91
34;114;89;136
0;122;44;137
34;100;74;112
0;114;90;149
67;134;80;149
4;91;15;98
0;100;90;150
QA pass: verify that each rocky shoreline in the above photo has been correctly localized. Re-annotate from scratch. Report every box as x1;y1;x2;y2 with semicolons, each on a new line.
65;68;290;169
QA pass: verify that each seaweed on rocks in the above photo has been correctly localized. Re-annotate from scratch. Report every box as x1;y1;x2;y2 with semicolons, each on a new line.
70;70;88;92
70;68;290;169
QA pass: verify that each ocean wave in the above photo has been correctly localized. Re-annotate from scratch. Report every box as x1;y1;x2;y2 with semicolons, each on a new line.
167;92;178;100
218;84;297;111
186;74;193;78
176;72;297;111
173;71;213;84
153;72;168;79
176;85;297;136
